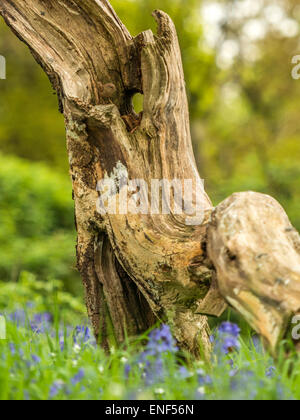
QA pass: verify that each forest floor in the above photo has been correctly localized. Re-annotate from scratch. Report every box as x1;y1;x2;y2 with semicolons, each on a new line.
0;305;299;400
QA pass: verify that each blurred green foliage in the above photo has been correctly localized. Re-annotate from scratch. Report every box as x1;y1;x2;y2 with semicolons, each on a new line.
0;25;67;170
0;153;80;293
0;0;300;297
0;271;86;324
200;0;300;230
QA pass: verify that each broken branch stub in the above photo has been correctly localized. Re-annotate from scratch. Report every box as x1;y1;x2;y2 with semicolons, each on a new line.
208;192;300;353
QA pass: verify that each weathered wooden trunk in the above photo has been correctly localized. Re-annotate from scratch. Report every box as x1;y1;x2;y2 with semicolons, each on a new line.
1;0;300;357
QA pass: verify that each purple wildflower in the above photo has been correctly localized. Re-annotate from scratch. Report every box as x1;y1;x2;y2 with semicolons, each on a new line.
228;359;234;368
49;381;64;398
71;369;85;386
33;313;52;324
30;313;52;334
73;326;92;346
136;325;178;385
9;343;16;355
32;355;41;364
219;322;241;338
59;337;65;352
178;366;191;379
222;336;240;355
197;370;212;386
229;369;239;378
213;321;241;356
30;324;42;334
147;324;178;355
266;366;276;378
251;335;263;353
144;358;164;386
9;310;26;326
124;364;131;379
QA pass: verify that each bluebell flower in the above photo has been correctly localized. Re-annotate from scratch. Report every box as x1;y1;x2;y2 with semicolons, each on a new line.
33;313;52;324
221;336;240;355
73;326;93;347
266;366;276;378
49;381;64;398
139;325;178;363
251;335;263;353
147;358;164;385
9;343;16;355
229;369;239;378
30;323;42;334
30;313;52;334
71;369;85;386
178;366;192;379
32;355;41;364
212;321;241;357
147;324;178;354
9;310;26;326
197;371;212;386
228;359;234;368
60;338;65;352
219;322;241;338
124;364;131;379
136;325;178;386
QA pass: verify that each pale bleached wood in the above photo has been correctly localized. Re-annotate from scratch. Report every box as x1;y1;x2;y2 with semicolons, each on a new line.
208;192;300;354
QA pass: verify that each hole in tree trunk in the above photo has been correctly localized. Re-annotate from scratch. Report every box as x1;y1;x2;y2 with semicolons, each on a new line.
121;92;144;133
132;93;144;114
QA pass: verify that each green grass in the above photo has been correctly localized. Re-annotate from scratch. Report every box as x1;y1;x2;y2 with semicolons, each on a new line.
1;309;300;400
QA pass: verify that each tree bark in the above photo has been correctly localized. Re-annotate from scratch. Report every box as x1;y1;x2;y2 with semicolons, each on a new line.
1;0;300;357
